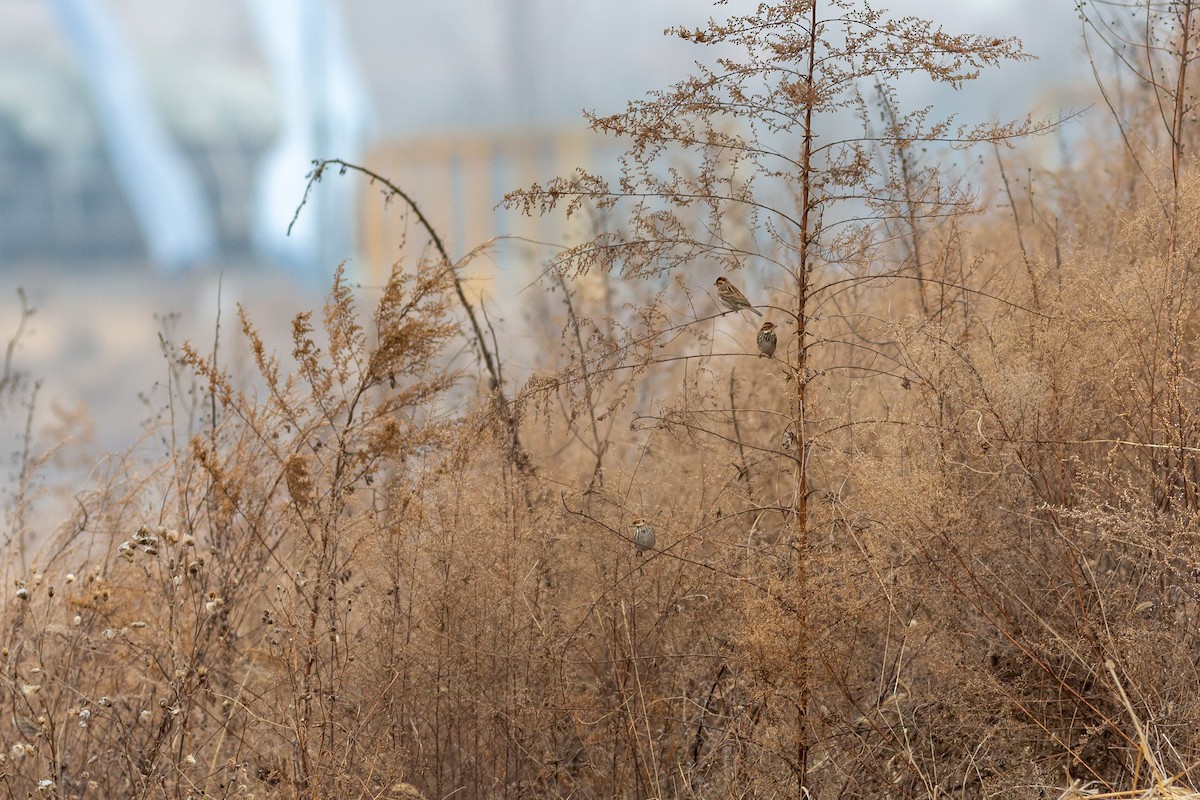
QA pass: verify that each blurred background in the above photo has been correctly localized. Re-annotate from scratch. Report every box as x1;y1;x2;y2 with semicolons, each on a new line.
0;0;1087;465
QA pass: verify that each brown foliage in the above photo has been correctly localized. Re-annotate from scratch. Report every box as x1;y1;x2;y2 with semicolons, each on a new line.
6;2;1200;798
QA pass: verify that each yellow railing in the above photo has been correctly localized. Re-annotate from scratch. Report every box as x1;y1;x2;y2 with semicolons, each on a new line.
358;126;621;286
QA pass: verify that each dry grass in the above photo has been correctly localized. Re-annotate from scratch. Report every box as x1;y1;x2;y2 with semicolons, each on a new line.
6;2;1200;798
3;201;1200;797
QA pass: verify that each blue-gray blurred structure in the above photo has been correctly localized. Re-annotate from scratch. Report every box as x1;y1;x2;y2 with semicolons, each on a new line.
0;0;1084;279
50;0;217;271
39;0;372;281
246;0;373;282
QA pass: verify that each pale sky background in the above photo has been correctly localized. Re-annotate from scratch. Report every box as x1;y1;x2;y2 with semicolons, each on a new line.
1;1;1090;145
0;0;1097;513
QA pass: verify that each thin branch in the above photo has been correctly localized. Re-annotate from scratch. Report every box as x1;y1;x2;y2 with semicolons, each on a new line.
291;158;532;476
293;158;504;392
728;370;754;497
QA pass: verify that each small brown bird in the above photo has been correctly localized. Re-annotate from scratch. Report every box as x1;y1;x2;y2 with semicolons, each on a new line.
12;712;41;740
757;321;777;357
631;518;656;555
714;277;763;317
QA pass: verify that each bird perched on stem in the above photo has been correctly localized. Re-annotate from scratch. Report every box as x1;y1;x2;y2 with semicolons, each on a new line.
631;518;655;555
714;277;763;317
757;321;777;357
12;711;40;740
